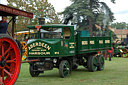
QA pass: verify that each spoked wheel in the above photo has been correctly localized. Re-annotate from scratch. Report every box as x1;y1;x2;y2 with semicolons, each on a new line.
0;34;21;85
29;63;40;77
59;60;70;78
87;56;98;72
98;55;105;71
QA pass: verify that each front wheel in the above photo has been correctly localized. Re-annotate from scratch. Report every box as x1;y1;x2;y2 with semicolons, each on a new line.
59;60;70;78
29;64;40;77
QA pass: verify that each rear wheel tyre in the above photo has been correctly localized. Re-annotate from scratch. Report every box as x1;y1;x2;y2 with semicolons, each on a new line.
29;64;40;77
59;60;70;78
0;34;21;85
87;56;98;72
97;55;105;71
16;40;23;57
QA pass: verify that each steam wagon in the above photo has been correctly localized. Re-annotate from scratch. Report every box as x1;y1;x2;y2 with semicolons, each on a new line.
27;24;111;78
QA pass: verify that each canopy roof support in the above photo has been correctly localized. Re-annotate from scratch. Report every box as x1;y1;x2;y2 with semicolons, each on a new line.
12;16;16;37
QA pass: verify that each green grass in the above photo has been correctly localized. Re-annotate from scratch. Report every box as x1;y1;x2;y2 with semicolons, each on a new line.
15;57;128;85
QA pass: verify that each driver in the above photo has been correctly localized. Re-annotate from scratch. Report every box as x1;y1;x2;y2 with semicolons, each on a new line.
0;16;8;34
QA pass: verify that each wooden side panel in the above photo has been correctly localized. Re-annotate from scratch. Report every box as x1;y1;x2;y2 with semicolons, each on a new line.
76;32;111;54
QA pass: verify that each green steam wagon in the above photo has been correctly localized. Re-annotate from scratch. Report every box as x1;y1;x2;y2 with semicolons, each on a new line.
27;24;111;78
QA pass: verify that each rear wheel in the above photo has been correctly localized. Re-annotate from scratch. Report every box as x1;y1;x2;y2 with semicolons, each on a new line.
29;63;40;77
97;55;105;71
59;60;70;78
0;34;21;85
87;56;98;72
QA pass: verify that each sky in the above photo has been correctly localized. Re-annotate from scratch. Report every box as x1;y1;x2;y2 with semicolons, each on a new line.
48;0;128;23
103;0;128;23
0;0;128;23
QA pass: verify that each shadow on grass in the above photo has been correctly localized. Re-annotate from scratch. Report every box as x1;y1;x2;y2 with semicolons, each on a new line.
73;68;89;72
37;68;90;78
38;73;60;78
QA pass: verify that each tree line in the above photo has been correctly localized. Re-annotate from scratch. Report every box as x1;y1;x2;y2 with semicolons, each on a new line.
111;22;128;29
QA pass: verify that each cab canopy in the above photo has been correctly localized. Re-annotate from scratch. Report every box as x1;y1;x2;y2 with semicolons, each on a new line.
0;4;33;37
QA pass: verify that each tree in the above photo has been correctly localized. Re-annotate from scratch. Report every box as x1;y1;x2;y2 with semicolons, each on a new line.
111;22;128;29
89;0;116;36
7;0;61;32
62;0;116;36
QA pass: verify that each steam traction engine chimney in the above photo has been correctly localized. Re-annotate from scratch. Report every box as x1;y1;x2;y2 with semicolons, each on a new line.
38;18;45;25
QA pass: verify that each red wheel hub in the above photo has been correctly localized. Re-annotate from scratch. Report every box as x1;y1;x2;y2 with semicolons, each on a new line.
0;57;7;67
0;37;21;85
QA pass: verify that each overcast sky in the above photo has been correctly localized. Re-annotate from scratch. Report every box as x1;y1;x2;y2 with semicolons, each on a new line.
103;0;128;23
0;0;128;23
48;0;128;23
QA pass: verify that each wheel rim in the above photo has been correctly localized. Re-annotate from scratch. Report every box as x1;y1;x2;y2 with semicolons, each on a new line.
99;56;104;69
122;54;127;58
29;64;39;77
92;57;98;71
0;38;21;85
62;61;69;77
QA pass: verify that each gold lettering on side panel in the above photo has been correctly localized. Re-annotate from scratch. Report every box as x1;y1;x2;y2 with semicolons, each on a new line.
29;52;50;55
55;52;59;54
41;49;46;51
36;42;38;46
105;40;110;44
44;44;47;48
82;41;88;45
69;42;75;44
33;43;35;47
28;42;51;51
39;42;42;46
69;45;74;48
90;41;94;44
69;42;75;48
47;46;51;50
28;47;31;50
42;43;44;47
99;40;103;44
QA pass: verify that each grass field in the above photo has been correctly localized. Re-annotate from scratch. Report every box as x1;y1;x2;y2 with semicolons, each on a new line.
15;57;128;85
